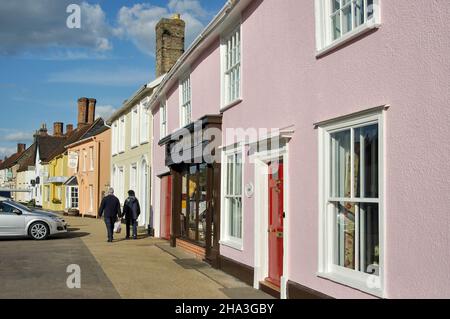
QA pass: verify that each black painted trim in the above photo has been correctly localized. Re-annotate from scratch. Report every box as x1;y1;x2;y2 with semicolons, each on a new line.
218;255;254;287
287;280;333;299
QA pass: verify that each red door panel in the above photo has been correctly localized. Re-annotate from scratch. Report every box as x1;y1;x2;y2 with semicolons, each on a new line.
267;160;284;286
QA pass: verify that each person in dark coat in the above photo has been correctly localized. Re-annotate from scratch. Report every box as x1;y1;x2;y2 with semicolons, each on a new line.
122;190;141;240
98;187;122;243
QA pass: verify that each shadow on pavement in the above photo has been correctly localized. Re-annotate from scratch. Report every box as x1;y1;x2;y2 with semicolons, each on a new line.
51;231;90;239
0;231;90;242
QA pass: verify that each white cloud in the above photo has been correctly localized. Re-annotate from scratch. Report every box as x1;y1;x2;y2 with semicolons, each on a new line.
96;105;118;120
47;67;151;86
114;1;209;56
2;132;33;143
0;0;112;55
168;0;209;18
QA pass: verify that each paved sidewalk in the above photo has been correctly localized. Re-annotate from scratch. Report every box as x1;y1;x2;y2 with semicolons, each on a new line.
67;215;272;299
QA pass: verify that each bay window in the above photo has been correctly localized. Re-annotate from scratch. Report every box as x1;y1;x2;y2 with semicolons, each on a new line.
315;0;380;54
318;109;384;296
221;147;243;248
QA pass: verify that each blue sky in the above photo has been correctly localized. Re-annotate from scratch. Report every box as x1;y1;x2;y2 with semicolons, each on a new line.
0;0;224;158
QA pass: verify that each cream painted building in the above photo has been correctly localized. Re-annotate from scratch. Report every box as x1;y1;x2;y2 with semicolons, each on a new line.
109;76;163;228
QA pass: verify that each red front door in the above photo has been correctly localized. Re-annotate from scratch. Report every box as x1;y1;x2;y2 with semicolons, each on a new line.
267;160;284;286
160;175;172;240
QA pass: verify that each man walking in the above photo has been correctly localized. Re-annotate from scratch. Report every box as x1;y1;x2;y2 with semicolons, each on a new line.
98;187;121;243
123;190;141;240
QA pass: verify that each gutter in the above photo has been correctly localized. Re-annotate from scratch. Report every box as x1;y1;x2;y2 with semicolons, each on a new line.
148;0;240;111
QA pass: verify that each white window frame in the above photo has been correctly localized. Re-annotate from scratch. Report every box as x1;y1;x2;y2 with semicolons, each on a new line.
89;147;94;171
89;184;94;212
131;106;139;148
130;163;137;194
140;102;149;144
118;166;125;203
83;150;87;172
220;144;245;250
221;23;242;110
67;186;78;209
112;121;118;155
119;116;126;153
160;100;168;139
315;0;381;56
318;108;385;297
179;75;192;128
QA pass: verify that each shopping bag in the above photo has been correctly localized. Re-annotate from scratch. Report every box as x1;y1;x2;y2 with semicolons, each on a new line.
114;221;122;234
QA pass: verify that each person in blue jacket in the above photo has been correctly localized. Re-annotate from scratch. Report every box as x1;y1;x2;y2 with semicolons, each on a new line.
122;190;141;240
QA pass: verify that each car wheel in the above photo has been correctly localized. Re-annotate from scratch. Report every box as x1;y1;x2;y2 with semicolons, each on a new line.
28;222;49;240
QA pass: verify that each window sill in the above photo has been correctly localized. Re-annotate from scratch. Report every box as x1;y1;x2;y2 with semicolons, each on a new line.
220;98;243;113
317;271;383;298
316;21;381;58
140;140;149;146
219;239;243;251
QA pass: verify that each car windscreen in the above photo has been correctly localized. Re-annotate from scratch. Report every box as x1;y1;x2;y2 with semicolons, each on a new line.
8;201;32;213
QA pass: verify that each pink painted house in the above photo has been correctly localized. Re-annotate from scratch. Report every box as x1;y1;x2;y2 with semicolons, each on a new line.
148;0;450;299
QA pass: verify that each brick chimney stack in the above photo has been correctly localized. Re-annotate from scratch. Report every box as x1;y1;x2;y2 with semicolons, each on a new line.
78;97;89;127
38;123;48;136
17;143;26;154
66;124;74;136
53;122;64;137
88;98;97;124
155;14;185;77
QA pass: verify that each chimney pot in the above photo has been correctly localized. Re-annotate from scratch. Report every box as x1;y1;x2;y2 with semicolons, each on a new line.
78;97;89;127
66;124;74;135
155;15;185;77
17;143;26;154
88;98;97;124
39;123;48;136
53;122;64;137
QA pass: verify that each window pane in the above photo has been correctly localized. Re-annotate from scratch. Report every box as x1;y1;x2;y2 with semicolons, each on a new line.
188;167;197;242
331;12;341;40
235;153;242;196
342;5;352;34
354;124;379;198
198;164;207;243
330;130;351;198
359;203;379;275
229;197;242;239
331;0;340;12
334;201;356;270
180;172;187;237
367;0;374;19
354;0;365;27
227;155;234;195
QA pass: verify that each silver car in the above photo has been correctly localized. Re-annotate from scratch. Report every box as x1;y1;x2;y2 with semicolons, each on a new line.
0;198;68;240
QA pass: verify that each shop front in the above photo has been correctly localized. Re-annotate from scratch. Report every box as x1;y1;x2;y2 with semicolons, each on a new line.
159;115;222;267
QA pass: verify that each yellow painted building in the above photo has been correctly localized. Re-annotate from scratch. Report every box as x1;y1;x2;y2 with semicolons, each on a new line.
42;153;68;212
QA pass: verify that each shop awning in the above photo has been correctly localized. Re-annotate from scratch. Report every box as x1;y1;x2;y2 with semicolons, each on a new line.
64;176;78;186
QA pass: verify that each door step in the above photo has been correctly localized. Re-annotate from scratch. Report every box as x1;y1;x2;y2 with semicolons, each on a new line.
259;280;280;299
176;239;206;260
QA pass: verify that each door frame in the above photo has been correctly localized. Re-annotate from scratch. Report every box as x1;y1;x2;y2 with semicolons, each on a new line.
253;144;289;299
